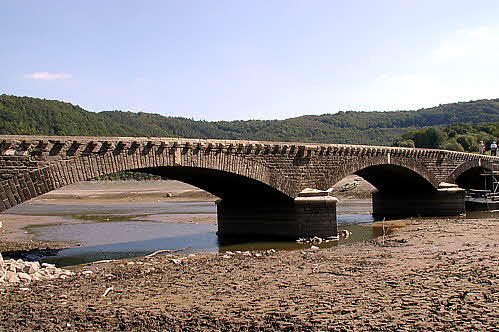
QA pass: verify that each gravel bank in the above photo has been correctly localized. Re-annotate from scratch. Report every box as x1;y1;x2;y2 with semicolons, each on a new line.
0;217;497;330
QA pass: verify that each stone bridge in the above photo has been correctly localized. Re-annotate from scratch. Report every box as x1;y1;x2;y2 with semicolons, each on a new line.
1;135;498;238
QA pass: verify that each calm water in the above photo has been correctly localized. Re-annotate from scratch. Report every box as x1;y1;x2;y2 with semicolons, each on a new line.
5;200;384;267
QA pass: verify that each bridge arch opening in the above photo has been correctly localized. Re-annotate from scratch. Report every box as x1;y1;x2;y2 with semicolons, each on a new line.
353;164;437;195
325;163;438;196
454;166;492;192
134;166;294;205
327;163;464;217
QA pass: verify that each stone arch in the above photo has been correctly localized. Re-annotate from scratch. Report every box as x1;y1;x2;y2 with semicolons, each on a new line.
446;159;495;191
319;156;439;194
0;149;295;212
446;159;494;184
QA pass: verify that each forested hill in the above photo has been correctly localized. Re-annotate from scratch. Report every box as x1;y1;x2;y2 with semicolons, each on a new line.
0;95;137;137
2;94;499;145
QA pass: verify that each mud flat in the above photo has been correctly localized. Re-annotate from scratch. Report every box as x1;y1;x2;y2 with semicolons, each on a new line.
33;180;218;203
0;180;217;251
0;217;497;330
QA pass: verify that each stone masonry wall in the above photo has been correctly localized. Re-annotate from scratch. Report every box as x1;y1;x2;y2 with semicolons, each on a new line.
0;135;499;213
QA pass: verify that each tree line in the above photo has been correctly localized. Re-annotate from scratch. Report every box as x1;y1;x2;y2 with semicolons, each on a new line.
393;122;499;153
2;94;499;147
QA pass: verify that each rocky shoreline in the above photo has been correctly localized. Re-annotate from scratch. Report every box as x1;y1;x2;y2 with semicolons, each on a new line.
0;254;74;283
0;217;497;330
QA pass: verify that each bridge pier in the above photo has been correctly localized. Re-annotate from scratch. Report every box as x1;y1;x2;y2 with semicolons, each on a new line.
372;188;466;218
216;192;339;239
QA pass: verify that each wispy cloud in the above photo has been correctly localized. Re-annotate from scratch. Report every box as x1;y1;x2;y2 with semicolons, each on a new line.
24;72;72;80
359;25;499;111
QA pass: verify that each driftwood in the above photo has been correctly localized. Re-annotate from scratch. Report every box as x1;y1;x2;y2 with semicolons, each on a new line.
93;259;116;264
102;287;113;297
145;246;192;258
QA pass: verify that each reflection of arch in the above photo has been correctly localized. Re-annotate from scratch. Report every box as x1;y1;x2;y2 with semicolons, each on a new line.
319;157;439;194
0;152;295;212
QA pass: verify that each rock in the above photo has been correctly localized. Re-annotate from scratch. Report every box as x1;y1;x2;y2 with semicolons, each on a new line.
28;265;39;275
340;230;352;238
18;273;32;282
0;252;3;264
311;236;323;244
82;270;93;275
187;254;196;258
41;263;55;268
6;272;20;283
310;246;320;250
61;270;74;276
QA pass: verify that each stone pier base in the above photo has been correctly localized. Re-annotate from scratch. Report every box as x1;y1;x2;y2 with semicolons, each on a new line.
217;195;338;239
372;188;466;218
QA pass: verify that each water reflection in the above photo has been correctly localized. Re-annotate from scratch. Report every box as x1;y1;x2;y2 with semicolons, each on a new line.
3;200;390;267
12;214;382;267
4;197;497;267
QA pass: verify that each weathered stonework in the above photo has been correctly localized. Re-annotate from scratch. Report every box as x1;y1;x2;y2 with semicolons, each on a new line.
0;135;498;217
217;196;339;239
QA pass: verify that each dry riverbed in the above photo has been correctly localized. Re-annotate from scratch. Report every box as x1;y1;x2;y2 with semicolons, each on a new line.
0;217;497;330
0;179;497;330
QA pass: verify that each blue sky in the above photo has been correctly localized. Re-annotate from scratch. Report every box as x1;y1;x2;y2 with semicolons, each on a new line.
2;1;499;120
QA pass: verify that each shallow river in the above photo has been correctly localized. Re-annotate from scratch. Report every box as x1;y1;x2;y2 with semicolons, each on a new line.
4;199;387;266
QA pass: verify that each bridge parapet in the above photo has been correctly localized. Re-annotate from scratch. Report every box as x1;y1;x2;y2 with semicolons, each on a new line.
1;135;499;163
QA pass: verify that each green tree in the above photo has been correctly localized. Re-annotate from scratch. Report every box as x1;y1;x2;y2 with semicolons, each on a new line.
456;135;478;152
412;128;447;149
443;141;465;152
394;139;415;148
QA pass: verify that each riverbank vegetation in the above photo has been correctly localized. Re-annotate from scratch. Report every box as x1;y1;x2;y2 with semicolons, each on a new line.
393;122;499;152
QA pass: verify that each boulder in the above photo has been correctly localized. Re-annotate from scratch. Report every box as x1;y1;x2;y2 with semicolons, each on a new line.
28;265;39;275
6;272;20;283
18;272;32;282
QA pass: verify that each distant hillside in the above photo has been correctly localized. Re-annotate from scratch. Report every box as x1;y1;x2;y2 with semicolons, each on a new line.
2;94;499;145
0;95;136;136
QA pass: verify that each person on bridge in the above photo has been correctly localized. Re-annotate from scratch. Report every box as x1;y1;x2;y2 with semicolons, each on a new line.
479;140;485;154
491;141;497;156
